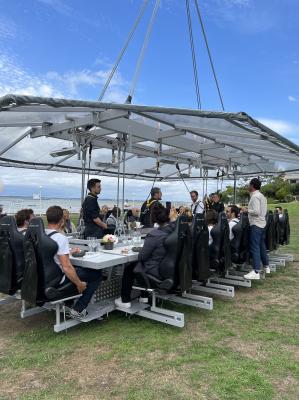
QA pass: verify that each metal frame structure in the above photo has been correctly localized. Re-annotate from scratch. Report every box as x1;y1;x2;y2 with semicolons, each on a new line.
0;95;299;185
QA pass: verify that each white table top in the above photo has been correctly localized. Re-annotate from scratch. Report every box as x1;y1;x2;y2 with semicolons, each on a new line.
70;245;140;270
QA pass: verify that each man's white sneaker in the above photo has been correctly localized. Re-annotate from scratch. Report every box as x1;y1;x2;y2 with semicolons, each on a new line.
115;297;131;309
264;266;271;274
244;270;260;280
139;297;149;304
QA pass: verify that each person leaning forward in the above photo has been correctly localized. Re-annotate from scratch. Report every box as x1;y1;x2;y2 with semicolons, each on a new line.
82;178;107;239
140;187;162;228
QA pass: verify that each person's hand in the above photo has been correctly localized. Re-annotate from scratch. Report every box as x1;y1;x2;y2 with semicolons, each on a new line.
77;281;87;293
70;247;81;254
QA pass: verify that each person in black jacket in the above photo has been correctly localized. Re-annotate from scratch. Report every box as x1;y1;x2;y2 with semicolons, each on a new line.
115;204;177;308
82;179;107;239
211;193;224;213
140;187;162;228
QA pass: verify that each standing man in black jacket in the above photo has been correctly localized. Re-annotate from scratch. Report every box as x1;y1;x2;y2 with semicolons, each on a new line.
82;178;107;239
140;187;162;228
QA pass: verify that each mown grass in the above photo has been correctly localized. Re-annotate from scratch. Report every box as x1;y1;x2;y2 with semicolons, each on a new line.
0;203;298;399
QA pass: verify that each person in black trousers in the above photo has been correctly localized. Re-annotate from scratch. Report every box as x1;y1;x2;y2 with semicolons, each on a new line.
115;204;177;308
82;178;107;239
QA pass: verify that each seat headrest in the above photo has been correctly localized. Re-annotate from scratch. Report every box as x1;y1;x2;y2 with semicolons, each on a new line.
26;217;46;237
0;215;18;233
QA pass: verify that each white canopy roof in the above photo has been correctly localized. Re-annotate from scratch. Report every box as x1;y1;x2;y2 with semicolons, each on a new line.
0;94;298;181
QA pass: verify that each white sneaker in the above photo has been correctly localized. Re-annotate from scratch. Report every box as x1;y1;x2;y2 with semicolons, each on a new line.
264;266;271;274
139;297;149;304
244;270;260;280
67;308;88;320
115;297;131;309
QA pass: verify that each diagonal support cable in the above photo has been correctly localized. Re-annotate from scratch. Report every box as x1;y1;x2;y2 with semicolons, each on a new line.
98;0;149;101
129;0;160;100
194;0;225;111
185;0;202;109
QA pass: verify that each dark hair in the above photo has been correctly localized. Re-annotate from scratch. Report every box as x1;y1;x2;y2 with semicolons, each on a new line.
28;208;34;215
15;209;31;227
205;209;218;225
228;205;239;218
151;203;169;225
111;207;121;218
150;187;161;198
276;206;282;211
190;190;198;197
46;206;63;224
87;178;101;191
249;178;261;190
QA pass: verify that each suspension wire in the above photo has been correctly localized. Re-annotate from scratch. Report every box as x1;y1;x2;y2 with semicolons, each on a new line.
129;0;160;100
185;0;201;109
122;136;126;215
194;0;225;111
98;0;149;101
176;163;191;195
85;143;93;197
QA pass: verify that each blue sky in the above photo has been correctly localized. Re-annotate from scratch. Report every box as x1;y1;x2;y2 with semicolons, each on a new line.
0;0;299;201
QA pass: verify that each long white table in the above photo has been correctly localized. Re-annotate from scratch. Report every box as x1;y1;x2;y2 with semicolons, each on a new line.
69;241;141;270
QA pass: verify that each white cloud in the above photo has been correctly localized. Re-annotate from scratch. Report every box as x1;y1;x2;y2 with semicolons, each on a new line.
258;118;299;146
0;52;128;102
288;95;297;102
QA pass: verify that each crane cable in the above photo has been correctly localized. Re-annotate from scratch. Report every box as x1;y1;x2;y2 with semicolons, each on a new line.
98;0;149;101
129;0;160;100
194;0;225;111
185;0;201;109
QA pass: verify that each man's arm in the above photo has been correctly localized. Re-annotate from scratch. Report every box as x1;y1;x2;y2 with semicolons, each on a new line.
58;254;87;293
138;235;157;262
248;196;260;217
93;217;107;229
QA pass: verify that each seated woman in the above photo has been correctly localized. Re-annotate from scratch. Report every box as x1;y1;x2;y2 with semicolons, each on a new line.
62;209;76;234
205;210;218;245
114;204;177;309
106;207;121;233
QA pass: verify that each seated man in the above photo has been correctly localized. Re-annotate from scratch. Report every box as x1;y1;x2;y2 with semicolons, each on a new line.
225;205;240;240
275;206;283;218
115;204;177;308
45;206;102;319
15;209;31;235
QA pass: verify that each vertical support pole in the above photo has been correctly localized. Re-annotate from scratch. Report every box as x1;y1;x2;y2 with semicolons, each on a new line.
233;173;237;205
122;136;126;215
116;140;121;217
80;148;87;206
56;304;61;326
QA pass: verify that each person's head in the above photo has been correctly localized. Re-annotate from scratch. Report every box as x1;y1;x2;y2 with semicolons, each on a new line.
184;207;193;222
0;205;3;214
249;178;261;193
101;205;108;215
62;209;70;221
15;209;31;228
151;187;162;200
205;209;218;226
190;190;198;203
28;208;35;219
46;206;64;227
111;207;121;218
212;193;221;203
87;178;101;195
132;207;140;218
151;203;169;226
226;205;239;220
178;206;185;214
275;206;282;214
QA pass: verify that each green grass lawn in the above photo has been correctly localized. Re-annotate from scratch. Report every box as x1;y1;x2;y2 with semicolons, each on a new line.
0;203;298;399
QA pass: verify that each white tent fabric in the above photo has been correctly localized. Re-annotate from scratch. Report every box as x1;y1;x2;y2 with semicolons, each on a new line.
0;94;298;181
